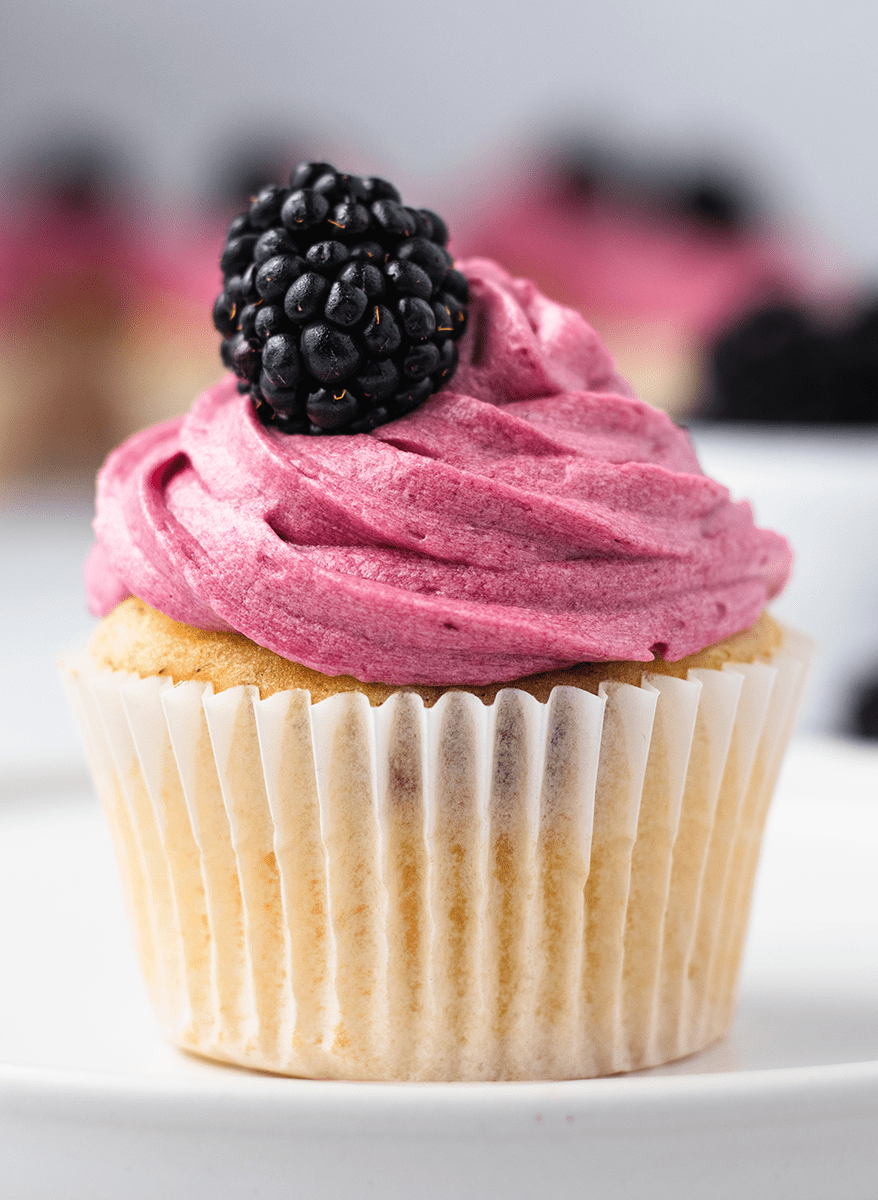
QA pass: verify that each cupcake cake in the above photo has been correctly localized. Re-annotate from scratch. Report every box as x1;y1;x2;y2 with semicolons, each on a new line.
63;163;810;1082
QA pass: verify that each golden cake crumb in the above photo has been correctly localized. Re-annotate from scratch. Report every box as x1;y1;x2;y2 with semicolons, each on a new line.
89;597;784;706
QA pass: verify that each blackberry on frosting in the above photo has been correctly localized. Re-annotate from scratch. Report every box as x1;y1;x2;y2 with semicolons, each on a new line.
213;162;469;434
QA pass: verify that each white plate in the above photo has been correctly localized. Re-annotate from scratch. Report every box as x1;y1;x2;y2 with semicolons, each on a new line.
1;736;877;1200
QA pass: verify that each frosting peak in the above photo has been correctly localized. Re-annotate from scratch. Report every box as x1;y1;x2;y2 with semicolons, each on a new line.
87;258;791;685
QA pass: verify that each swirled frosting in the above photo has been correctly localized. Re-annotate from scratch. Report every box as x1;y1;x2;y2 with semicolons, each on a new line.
86;257;791;685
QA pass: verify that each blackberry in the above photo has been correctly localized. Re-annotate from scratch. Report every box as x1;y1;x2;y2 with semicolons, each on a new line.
835;298;878;422
385;259;433;299
284;271;330;321
248;183;287;230
674;172;750;229
706;299;878;424
362;304;402;356
255;254;306;301
554;142;610;198
215;162;468;433
852;672;878;739
253;228;298;264
706;304;827;421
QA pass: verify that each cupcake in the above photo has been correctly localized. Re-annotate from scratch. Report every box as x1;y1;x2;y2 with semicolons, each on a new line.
0;140;132;476
451;144;817;418
63;163;809;1082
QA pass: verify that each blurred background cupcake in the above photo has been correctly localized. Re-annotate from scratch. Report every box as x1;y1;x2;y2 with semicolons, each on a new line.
0;126;323;476
0;132;136;476
451;135;835;418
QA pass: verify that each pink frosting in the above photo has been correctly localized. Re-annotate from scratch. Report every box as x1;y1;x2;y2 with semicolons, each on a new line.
86;258;791;685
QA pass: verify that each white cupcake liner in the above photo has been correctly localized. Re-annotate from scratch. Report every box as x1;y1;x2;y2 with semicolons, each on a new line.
61;625;811;1081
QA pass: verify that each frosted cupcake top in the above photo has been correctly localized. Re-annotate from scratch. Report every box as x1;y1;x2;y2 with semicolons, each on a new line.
86;258;791;685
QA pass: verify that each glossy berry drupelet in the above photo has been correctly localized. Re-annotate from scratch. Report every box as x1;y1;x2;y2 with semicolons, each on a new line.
214;161;468;434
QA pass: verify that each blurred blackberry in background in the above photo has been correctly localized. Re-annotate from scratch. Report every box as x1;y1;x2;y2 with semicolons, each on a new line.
552;139;616;199
674;171;750;230
852;672;878;739
835;297;878;422
12;133;128;214
214;162;468;434
704;299;878;423
706;305;835;421
551;139;755;232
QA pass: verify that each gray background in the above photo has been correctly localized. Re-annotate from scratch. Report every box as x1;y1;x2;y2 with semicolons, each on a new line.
2;0;878;270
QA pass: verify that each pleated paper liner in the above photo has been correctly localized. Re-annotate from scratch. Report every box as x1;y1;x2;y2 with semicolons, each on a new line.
61;625;811;1081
